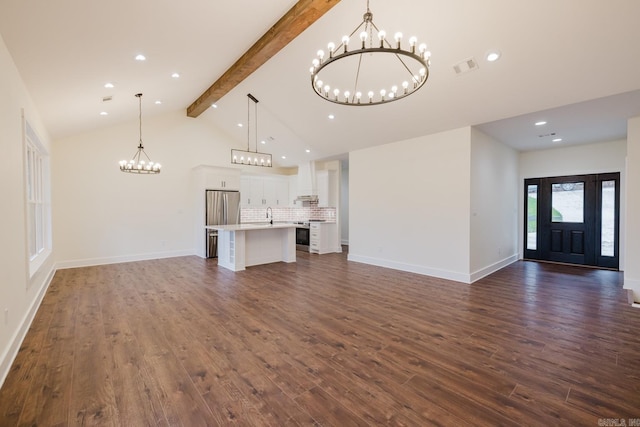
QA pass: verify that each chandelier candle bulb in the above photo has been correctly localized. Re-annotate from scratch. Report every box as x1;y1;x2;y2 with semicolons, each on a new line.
328;42;335;57
394;32;402;48
378;30;386;48
342;35;350;52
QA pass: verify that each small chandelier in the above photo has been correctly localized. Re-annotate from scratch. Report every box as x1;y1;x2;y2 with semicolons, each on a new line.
231;94;272;167
310;0;431;106
119;93;161;174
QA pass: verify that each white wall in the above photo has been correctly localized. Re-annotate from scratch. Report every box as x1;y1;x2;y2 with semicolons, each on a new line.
624;116;640;301
469;128;519;281
349;127;472;282
518;139;627;265
53;110;245;267
0;34;55;386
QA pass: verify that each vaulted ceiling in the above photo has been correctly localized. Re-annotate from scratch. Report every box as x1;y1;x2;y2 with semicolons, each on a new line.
2;0;640;167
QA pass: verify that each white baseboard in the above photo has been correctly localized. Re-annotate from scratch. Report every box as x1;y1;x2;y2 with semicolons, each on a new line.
0;265;55;389
346;253;519;285
469;254;519;283
347;253;471;283
55;249;195;270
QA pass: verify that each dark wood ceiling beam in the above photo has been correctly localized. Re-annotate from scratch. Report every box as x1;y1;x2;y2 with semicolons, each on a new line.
187;0;341;118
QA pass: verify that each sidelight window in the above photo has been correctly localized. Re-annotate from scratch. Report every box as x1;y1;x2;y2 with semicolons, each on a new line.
601;180;615;257
526;184;537;250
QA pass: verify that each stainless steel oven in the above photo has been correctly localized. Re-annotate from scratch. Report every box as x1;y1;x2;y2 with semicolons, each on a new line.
295;222;310;251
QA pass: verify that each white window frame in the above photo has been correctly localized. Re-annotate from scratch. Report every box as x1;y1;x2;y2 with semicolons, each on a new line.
23;113;52;278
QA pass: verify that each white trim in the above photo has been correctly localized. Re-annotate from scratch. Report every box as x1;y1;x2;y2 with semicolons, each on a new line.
0;265;55;389
347;253;471;283
469;254;519;283
55;249;195;270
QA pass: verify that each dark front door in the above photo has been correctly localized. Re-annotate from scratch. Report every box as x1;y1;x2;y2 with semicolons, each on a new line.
524;173;620;269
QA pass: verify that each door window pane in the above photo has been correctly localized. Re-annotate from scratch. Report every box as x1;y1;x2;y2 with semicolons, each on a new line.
551;182;584;223
527;185;537;250
601;180;615;257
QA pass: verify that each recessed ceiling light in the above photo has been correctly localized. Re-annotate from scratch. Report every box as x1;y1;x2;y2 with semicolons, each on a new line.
135;54;146;61
486;50;501;62
328;114;335;119
306;149;311;153
171;73;180;79
261;140;266;145
281;156;286;159
552;138;562;142
535;121;547;126
237;123;243;127
104;82;114;89
155;100;162;105
99;111;108;116
211;104;218;109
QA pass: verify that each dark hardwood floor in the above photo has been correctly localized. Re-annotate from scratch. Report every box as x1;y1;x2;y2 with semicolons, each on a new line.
1;249;639;426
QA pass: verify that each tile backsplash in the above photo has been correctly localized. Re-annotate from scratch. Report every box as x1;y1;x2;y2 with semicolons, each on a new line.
241;207;337;223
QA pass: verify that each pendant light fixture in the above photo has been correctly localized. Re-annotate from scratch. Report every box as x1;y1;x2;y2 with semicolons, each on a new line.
231;93;272;167
310;0;431;106
119;93;161;174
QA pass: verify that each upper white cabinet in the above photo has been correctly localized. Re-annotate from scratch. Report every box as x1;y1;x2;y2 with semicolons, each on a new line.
241;175;290;207
195;165;240;191
315;169;338;207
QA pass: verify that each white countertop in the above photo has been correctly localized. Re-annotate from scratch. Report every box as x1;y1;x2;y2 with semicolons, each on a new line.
206;223;297;232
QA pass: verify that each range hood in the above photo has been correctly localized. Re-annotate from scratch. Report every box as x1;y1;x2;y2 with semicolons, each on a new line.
294;162;319;205
295;194;319;203
296;161;317;195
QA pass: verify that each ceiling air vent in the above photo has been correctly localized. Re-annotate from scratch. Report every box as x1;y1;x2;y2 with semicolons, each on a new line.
453;57;479;75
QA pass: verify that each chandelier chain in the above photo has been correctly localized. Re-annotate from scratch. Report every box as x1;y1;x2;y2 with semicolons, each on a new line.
138;93;143;147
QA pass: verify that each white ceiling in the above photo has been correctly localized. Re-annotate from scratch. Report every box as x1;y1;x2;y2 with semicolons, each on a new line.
2;0;640;168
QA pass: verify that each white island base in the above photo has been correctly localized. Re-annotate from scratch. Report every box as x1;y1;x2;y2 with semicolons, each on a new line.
207;223;296;272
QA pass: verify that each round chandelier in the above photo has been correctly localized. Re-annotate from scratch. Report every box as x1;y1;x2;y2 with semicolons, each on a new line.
119;93;161;174
310;0;431;106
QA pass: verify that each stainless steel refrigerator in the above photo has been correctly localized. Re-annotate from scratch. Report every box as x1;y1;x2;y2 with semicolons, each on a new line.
206;190;241;258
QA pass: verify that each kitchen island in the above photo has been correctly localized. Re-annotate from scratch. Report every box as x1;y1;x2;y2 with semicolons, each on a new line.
206;223;297;271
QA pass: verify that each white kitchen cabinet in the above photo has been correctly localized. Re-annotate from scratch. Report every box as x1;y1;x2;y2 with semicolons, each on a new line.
196;165;240;190
309;222;341;254
315;169;338;207
240;175;290;207
272;178;290;206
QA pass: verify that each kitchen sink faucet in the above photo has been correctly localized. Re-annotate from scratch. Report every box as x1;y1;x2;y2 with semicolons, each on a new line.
266;207;273;224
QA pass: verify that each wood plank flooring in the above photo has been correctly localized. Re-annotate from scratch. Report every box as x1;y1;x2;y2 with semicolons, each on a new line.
2;250;640;426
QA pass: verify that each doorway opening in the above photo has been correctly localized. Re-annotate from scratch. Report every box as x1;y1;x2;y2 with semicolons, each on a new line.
524;173;620;269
